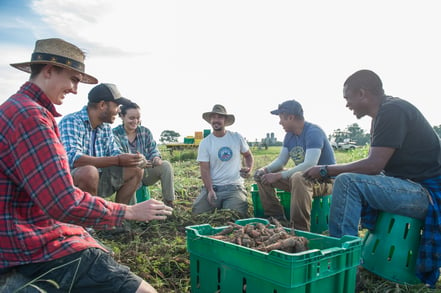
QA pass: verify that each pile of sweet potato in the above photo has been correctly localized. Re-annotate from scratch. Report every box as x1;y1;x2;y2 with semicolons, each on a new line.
208;218;309;253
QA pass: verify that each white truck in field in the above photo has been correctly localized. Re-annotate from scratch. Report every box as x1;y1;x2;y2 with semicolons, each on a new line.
330;138;357;151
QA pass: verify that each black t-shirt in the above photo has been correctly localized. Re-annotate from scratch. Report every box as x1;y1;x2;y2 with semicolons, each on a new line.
371;96;441;181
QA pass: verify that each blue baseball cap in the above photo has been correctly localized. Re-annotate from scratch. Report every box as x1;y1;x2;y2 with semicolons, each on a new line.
270;100;303;116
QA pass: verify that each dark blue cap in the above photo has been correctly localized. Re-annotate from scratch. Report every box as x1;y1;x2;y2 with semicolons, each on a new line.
270;100;303;116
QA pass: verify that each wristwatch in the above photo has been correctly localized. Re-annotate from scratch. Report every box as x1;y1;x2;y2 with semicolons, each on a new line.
319;165;329;178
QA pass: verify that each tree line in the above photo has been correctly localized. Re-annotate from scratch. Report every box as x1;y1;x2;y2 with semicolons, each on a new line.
159;124;441;145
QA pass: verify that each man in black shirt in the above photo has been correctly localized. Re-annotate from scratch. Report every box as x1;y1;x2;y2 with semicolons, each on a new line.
304;69;441;286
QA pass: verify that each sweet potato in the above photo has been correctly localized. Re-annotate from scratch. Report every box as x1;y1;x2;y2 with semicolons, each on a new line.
207;219;309;253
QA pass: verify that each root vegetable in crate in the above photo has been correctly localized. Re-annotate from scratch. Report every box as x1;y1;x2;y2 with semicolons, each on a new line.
208;218;309;253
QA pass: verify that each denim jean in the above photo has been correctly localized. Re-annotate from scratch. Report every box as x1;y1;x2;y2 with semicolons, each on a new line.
330;173;430;238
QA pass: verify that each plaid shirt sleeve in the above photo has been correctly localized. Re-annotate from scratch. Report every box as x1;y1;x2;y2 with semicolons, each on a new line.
59;107;90;169
95;123;122;157
113;124;160;159
138;126;161;160
59;108;121;167
113;125;131;153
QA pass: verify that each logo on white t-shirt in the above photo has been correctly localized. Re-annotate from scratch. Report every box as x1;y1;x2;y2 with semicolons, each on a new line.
218;146;233;161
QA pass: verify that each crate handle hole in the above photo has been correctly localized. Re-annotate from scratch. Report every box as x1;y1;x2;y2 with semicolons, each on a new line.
387;245;395;261
196;260;200;288
242;278;247;293
387;218;395;233
371;239;380;254
217;267;221;283
406;250;413;267
403;222;410;239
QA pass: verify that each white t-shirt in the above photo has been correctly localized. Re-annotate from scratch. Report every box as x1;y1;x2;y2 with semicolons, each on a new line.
197;131;249;185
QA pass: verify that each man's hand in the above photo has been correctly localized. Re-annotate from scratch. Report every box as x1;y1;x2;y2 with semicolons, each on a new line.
303;166;321;180
240;167;251;178
125;198;173;222
138;156;162;169
207;190;217;207
261;172;281;185
152;157;162;167
118;153;145;167
253;168;266;182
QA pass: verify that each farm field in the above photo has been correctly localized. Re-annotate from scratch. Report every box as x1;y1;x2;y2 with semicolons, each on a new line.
94;146;438;293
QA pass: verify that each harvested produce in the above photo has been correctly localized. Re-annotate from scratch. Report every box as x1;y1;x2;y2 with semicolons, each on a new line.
208;218;309;253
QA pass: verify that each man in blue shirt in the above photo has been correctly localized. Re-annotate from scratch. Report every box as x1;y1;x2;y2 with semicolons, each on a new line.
59;83;144;204
254;99;335;231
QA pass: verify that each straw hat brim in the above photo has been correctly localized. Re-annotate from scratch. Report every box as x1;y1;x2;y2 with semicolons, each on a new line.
202;112;235;126
10;61;98;84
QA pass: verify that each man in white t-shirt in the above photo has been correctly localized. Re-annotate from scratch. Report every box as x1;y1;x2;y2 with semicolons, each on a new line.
192;104;254;216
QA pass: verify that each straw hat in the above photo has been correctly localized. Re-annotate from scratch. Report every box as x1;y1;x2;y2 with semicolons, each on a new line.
202;104;235;126
10;38;98;84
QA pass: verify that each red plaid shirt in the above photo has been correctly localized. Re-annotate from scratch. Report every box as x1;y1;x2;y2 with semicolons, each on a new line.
0;82;126;269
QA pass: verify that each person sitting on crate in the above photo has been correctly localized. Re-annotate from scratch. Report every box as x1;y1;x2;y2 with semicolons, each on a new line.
303;69;441;288
58;83;145;205
113;101;175;207
192;104;254;217
253;99;335;231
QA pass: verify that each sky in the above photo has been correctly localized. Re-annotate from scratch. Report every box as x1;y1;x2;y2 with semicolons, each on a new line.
1;0;440;143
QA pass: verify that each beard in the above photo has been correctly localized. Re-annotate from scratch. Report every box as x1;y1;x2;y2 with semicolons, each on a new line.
212;122;224;131
100;108;116;124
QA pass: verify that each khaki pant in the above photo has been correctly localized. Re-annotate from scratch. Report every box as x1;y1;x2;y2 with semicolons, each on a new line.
192;184;248;216
256;171;333;231
141;160;175;202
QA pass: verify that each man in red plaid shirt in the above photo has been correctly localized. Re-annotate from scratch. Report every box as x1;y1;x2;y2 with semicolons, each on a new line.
0;38;172;293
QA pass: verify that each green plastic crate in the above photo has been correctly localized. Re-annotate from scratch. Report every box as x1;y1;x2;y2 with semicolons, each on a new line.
251;184;332;233
310;195;332;234
186;218;362;293
135;185;150;203
361;212;423;284
250;184;265;217
251;184;290;218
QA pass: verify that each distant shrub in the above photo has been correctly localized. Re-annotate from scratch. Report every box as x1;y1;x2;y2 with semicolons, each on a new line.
170;150;197;162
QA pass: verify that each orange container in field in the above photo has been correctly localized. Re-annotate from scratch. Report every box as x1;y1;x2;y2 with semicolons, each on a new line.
194;131;203;139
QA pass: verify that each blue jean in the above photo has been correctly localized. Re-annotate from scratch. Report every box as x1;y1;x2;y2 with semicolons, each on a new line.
330;173;430;238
